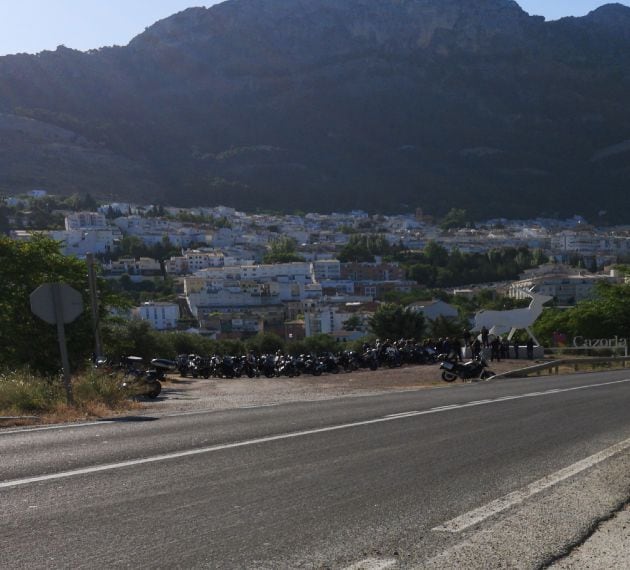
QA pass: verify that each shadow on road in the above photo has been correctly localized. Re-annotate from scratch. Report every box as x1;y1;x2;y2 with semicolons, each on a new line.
101;416;159;423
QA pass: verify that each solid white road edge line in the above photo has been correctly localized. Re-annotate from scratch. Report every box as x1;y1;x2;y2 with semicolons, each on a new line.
1;378;629;490
432;435;630;533
343;556;398;570
0;420;115;435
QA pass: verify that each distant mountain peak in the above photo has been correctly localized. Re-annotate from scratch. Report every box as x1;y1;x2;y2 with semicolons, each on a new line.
587;2;630;16
581;2;630;37
130;0;531;56
583;2;630;23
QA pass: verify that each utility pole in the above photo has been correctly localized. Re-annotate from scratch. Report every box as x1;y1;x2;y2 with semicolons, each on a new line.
86;253;103;357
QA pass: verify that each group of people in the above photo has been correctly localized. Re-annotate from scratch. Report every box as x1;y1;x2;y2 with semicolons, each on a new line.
371;330;537;365
460;326;536;362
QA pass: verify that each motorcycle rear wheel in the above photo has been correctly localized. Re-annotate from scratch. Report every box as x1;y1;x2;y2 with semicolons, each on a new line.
441;370;458;382
146;381;162;399
480;370;495;380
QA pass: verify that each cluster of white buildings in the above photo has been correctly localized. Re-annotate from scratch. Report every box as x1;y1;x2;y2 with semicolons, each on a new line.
7;195;630;337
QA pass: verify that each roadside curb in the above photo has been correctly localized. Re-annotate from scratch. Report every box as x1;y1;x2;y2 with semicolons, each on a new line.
490;360;559;380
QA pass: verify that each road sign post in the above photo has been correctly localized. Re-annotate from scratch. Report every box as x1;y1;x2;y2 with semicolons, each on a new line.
86;253;103;358
30;283;84;405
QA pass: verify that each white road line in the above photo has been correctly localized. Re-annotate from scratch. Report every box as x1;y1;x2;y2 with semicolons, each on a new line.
0;420;115;435
384;411;420;418
2;378;630;489
343;557;398;569
493;396;520;401
432;436;630;533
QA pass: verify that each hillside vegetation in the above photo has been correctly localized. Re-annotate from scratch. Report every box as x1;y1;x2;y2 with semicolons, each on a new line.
1;0;629;220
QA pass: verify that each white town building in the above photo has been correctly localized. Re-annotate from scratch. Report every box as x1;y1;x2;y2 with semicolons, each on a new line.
134;302;180;330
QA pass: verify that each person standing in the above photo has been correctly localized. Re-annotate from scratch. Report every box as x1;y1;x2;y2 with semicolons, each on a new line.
451;337;462;362
490;336;501;362
513;337;519;359
481;326;490;348
500;337;509;360
472;338;482;359
463;329;472;347
526;338;535;360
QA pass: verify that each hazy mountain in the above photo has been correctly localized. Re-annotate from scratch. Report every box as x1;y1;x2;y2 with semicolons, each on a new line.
1;0;629;220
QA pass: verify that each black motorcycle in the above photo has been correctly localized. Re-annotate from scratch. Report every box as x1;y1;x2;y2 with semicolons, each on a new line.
120;356;170;398
296;354;323;376
439;355;495;382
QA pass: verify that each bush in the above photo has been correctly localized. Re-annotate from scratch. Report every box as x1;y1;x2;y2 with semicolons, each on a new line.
0;369;64;413
72;369;127;408
0;368;129;416
245;333;285;355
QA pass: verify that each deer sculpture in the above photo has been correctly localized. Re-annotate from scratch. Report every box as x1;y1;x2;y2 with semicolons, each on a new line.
473;289;553;346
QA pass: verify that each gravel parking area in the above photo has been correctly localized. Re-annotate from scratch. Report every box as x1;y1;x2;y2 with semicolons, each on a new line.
147;359;539;414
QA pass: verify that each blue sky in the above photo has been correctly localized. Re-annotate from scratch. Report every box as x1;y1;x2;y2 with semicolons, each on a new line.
0;1;628;56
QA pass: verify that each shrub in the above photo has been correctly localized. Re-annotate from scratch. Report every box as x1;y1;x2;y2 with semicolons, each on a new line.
0;369;64;413
0;368;130;417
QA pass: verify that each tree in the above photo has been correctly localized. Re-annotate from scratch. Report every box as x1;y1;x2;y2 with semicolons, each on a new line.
303;334;341;355
262;236;304;264
533;282;630;346
245;332;285;354
337;234;394;263
342;315;363;331
408;263;436;287
427;315;464;339
368;304;425;339
439;208;470;231
423;241;449;267
117;236;146;259
0;236;120;374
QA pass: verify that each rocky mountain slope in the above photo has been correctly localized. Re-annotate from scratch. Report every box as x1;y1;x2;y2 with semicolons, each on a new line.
1;0;629;220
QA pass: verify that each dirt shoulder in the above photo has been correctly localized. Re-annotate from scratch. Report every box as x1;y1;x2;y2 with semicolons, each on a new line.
147;358;539;414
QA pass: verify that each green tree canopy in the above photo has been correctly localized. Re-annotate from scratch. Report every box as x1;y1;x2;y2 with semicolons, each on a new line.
398;246;547;288
245;332;285;354
368;303;425;339
0;236;118;373
342;315;363;331
534;282;630;345
337;234;395;263
262;236;304;264
439;208;470;231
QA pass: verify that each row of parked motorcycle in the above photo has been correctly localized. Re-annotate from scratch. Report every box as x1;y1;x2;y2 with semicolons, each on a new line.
95;339;497;400
175;341;443;380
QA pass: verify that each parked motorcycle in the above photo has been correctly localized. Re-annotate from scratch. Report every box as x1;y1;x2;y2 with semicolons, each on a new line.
319;352;340;374
240;356;260;378
296;354;323;376
439;356;495;382
120;356;168;398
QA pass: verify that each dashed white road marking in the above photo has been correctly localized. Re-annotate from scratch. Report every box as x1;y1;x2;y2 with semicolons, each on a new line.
1;378;629;489
433;435;630;532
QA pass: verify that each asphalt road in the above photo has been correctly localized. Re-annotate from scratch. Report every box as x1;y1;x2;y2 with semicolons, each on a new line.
2;370;630;569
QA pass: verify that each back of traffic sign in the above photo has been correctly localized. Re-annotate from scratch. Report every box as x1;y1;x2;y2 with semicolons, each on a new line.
30;283;84;325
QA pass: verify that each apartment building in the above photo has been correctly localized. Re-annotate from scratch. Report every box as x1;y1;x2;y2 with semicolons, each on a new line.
134;302;180;330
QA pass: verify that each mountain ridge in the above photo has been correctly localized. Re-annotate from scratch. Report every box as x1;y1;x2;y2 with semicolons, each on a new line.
0;0;629;221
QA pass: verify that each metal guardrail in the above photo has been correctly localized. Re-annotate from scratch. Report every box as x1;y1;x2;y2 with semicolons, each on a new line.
493;356;630;379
